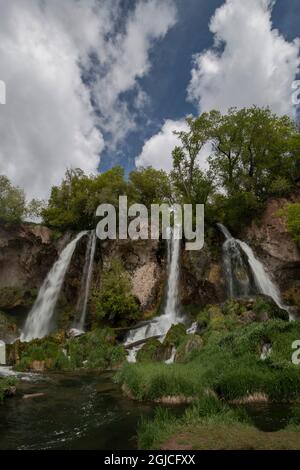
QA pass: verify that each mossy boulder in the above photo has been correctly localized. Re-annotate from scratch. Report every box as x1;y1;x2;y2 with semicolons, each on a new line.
253;295;289;322
163;324;187;348
136;339;168;363
175;335;203;363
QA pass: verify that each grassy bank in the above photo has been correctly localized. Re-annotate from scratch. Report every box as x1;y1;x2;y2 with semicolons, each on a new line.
138;395;300;450
9;328;126;372
117;319;300;402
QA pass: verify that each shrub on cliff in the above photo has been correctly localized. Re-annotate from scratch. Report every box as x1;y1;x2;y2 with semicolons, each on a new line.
93;258;140;326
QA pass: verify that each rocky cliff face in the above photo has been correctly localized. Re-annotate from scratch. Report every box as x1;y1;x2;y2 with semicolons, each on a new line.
243;187;300;307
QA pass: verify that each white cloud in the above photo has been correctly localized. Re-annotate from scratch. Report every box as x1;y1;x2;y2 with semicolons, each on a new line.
0;0;177;199
93;0;177;146
187;0;300;116
136;119;188;172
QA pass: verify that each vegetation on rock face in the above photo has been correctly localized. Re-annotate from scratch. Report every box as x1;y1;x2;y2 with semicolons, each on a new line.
93;258;140;326
280;203;300;246
10;329;126;372
0;287;37;313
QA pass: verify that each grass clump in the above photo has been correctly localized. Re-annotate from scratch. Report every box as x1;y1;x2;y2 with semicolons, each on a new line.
138;395;249;449
0;377;16;403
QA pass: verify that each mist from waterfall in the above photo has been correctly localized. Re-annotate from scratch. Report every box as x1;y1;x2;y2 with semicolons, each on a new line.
217;223;290;317
75;231;97;331
125;226;182;362
21;231;88;342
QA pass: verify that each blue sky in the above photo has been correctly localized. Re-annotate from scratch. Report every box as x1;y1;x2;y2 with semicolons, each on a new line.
99;0;300;174
0;0;299;199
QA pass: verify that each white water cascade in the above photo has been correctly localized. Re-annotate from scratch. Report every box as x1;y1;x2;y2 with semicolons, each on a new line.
75;231;97;331
218;224;291;317
125;226;182;362
21;231;88;342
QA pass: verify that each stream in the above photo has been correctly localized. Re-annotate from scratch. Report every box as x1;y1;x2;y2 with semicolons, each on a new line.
0;371;157;450
0;371;294;450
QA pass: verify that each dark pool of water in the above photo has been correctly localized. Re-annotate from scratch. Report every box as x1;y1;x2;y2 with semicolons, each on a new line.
0;371;156;450
243;403;293;432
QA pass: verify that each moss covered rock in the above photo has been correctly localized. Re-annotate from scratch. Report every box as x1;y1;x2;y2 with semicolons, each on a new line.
163;324;187;348
136;339;168;363
0;287;37;313
175;335;203;363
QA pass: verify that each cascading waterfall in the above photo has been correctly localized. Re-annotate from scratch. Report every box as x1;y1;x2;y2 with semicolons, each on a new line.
21;231;88;342
75;231;97;331
217;223;255;297
217;223;291;318
125;226;182;362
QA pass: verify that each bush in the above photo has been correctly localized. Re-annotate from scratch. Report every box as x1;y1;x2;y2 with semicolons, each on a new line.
93;258;140;325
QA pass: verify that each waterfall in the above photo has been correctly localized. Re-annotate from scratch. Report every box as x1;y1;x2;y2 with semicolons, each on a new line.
125;226;182;362
21;231;88;342
217;223;291;317
75;231;97;331
217;223;255;298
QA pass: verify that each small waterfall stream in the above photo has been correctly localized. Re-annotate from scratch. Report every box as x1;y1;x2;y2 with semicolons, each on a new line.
21;231;88;342
125;226;182;362
217;223;291;317
74;231;97;331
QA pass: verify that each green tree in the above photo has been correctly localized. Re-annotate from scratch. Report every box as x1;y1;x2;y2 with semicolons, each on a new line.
42;167;128;231
93;258;140;325
171;113;215;204
209;107;299;199
129;167;172;207
0;175;26;225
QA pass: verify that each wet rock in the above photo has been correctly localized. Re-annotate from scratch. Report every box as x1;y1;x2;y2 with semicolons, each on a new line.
23;393;45;400
175;335;203;363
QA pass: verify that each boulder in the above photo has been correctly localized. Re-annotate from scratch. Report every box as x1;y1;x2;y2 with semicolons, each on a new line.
175;335;203;363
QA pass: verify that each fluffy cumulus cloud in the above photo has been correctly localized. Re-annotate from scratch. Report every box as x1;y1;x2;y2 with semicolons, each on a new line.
135;119;188;172
187;0;300;116
137;0;300;174
0;0;176;199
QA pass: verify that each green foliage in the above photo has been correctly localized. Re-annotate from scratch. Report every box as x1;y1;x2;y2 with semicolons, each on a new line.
93;258;140;325
0;287;37;311
137;395;249;449
136;339;165;363
0;377;16;403
171;113;215;205
14;329;126;372
0;175;26;226
42;167;128;231
281;203;300;246
129;167;172;207
117;320;300;402
163;323;187;348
